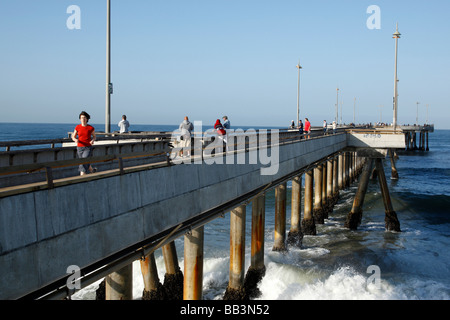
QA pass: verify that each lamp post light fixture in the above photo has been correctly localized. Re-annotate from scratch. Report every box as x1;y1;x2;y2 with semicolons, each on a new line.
296;61;302;127
105;0;112;133
335;87;339;125
393;23;401;131
416;101;420;126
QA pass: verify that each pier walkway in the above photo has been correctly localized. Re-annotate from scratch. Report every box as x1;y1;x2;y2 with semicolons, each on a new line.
0;125;429;299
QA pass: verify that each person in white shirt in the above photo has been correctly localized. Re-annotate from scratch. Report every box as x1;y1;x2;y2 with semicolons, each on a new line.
118;115;130;133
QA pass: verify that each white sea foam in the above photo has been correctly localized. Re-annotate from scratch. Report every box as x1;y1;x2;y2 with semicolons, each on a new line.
255;264;449;300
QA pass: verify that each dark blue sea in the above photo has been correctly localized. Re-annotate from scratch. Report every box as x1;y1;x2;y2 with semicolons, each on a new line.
1;123;449;300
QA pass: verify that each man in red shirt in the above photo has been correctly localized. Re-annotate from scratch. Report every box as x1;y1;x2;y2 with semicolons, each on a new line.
72;111;96;175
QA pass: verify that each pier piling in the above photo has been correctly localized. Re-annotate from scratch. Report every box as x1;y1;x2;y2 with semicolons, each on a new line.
244;194;266;298
375;159;401;232
333;156;339;203
322;163;328;219
301;170;316;235
326;159;333;216
273;183;287;251
345;158;373;230
389;149;399;180
183;226;204;300
288;175;303;247
162;242;183;300
338;153;344;190
224;205;247;300
140;252;166;300
313;165;325;224
105;264;133;300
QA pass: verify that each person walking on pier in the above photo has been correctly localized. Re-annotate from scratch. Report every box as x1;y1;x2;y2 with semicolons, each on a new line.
332;121;337;134
179;116;194;157
298;119;304;137
304;118;311;139
214;119;227;152
222;116;231;151
118;115;130;133
323;120;327;135
72;111;96;175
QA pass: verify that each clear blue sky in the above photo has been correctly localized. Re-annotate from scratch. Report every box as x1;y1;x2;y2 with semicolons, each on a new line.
1;0;449;129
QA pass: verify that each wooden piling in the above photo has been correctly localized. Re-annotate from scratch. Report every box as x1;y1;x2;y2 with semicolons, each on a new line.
345;158;373;230
301;169;316;235
273;183;287;251
375;159;401;232
313;165;324;224
183;226;204;300
162;241;183;300
288;175;303;247
105;264;133;300
224;205;247;300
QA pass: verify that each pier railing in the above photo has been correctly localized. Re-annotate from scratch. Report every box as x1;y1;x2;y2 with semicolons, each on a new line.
0;127;346;196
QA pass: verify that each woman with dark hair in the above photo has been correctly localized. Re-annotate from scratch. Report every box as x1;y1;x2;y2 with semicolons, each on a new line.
72;111;97;175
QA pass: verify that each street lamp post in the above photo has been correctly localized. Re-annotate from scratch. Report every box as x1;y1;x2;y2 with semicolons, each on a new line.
296;61;302;127
105;0;112;133
335;87;339;125
378;105;383;123
416;101;420;125
393;23;401;131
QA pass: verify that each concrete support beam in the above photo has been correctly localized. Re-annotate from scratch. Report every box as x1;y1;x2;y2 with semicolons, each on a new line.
326;159;334;215
288;175;303;247
244;194;266;299
333;156;339;199
375;159;401;232
388;149;399;180
105;264;133;300
224;205;246;300
301;170;316;235
313;165;324;224
338;153;344;190
321;163;328;219
273;183;287;251
183;226;204;300
162;241;183;300
140;252;165;300
344;152;349;188
345;158;373;230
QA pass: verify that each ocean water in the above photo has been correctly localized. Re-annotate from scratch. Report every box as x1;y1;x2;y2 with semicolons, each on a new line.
1;123;449;300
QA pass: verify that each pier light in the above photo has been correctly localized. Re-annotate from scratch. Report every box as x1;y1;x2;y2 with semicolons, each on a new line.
296;61;302;126
392;23;401;131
